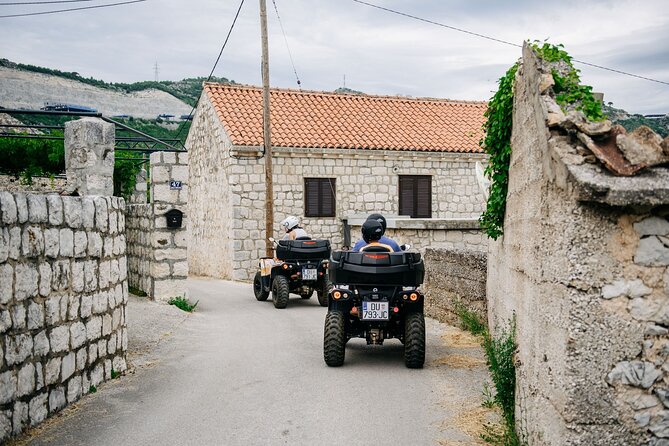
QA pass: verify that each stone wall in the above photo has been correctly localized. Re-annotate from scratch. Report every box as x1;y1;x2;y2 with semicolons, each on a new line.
348;217;487;253
0;192;128;443
125;204;152;294
187;92;489;281
124;152;188;300
487;44;669;445
422;248;487;326
187;93;235;279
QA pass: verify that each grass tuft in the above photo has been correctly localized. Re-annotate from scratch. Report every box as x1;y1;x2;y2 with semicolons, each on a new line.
168;296;198;312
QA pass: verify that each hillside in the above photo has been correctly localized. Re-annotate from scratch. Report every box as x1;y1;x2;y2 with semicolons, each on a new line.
605;104;669;138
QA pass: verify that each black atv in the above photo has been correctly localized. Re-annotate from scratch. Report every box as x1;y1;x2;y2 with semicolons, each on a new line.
323;248;425;368
253;238;331;309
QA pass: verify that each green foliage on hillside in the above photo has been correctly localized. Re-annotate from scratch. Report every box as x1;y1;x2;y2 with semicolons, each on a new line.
0;58;234;106
603;104;669;138
0;132;65;182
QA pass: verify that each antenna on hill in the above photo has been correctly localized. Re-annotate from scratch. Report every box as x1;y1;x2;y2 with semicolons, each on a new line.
343;74;346;89
154;62;159;82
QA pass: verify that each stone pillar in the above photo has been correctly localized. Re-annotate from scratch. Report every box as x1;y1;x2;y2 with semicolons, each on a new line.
149;151;188;301
64;118;115;196
129;168;148;204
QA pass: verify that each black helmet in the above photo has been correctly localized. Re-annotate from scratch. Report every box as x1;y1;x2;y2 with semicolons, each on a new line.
361;219;384;243
367;213;387;233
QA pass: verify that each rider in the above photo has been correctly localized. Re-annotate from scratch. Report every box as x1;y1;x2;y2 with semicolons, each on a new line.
353;219;396;252
352;213;401;252
280;215;310;240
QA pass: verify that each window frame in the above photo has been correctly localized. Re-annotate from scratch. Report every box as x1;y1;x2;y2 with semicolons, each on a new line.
398;175;432;218
304;177;337;218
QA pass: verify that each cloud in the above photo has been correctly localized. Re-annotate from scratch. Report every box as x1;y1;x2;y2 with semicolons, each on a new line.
0;0;667;114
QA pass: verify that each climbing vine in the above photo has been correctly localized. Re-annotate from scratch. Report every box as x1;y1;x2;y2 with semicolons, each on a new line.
531;42;604;121
479;63;518;240
479;42;604;239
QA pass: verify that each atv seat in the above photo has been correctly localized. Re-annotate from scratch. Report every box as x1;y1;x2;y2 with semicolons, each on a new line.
276;239;331;261
329;251;424;286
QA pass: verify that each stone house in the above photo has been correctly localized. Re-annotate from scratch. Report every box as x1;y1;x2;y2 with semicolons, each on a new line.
186;83;488;281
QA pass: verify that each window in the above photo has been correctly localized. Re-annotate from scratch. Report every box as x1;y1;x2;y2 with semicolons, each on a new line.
304;178;336;217
399;175;432;218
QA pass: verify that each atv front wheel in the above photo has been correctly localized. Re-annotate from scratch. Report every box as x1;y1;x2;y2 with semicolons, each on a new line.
324;311;346;366
404;312;425;369
316;279;332;307
253;272;269;301
272;275;290;309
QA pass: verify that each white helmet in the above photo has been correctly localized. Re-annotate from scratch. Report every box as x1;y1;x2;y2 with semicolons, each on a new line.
280;215;300;232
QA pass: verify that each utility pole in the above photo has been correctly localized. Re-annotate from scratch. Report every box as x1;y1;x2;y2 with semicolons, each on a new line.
154;62;159;82
260;0;274;257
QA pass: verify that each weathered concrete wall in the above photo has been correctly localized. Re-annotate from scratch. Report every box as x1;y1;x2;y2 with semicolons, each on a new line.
187;87;489;281
487;44;669;445
0;192;128;443
423;248;487;325
125;152;188;301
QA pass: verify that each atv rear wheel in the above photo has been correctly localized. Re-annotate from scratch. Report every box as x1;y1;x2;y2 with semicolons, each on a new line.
272;275;290;309
253;272;269;301
316;279;331;307
323;311;346;366
404;312;425;369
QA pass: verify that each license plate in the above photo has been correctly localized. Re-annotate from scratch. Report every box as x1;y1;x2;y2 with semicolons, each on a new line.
302;268;317;281
362;301;389;320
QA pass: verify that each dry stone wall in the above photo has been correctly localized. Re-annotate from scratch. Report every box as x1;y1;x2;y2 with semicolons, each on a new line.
487;44;669;445
0;192;128;443
423;248;487;326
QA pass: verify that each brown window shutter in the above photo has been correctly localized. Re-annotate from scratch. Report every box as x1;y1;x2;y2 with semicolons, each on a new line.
304;178;336;217
399;175;431;218
415;176;431;218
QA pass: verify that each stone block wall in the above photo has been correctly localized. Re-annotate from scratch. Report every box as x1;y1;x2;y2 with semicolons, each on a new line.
487;44;669;445
125;152;188;300
125;204;153;294
0;192;128;443
422;248;487;326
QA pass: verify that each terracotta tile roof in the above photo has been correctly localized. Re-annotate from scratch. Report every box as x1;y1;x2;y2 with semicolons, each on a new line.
204;83;486;153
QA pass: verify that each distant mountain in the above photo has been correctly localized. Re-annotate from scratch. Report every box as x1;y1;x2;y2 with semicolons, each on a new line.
0;59;234;107
603;104;668;138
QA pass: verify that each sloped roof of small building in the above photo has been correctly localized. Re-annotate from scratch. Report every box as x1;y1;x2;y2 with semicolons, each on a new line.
203;83;486;153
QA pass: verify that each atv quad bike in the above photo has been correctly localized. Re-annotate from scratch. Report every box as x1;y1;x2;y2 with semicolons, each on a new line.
323;247;425;368
253;238;331;309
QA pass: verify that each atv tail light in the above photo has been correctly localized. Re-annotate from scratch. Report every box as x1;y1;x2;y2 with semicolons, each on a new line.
319;272;324;276
402;294;408;300
350;306;358;316
333;291;342;300
282;264;289;270
393;307;399;313
343;293;349;298
410;293;418;301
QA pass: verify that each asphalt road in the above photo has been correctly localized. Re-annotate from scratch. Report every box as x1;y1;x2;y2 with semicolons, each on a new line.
18;278;491;446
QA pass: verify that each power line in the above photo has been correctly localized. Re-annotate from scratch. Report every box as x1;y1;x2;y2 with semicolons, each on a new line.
351;0;669;87
175;0;245;141
271;0;301;89
0;0;145;18
0;0;94;5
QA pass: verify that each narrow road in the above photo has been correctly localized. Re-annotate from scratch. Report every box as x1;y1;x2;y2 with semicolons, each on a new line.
19;279;491;446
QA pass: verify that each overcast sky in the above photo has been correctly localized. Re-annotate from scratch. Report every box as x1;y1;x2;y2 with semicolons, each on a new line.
1;0;667;114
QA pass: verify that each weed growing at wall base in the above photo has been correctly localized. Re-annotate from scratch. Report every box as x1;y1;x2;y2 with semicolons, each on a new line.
456;306;520;445
168;296;198;312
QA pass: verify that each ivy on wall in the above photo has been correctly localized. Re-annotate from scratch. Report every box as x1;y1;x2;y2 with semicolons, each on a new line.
478;63;518;240
479;42;604;239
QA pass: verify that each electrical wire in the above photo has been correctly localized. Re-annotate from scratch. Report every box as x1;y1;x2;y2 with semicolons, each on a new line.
0;0;94;5
175;0;245;142
0;0;145;18
271;0;301;89
351;0;669;87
